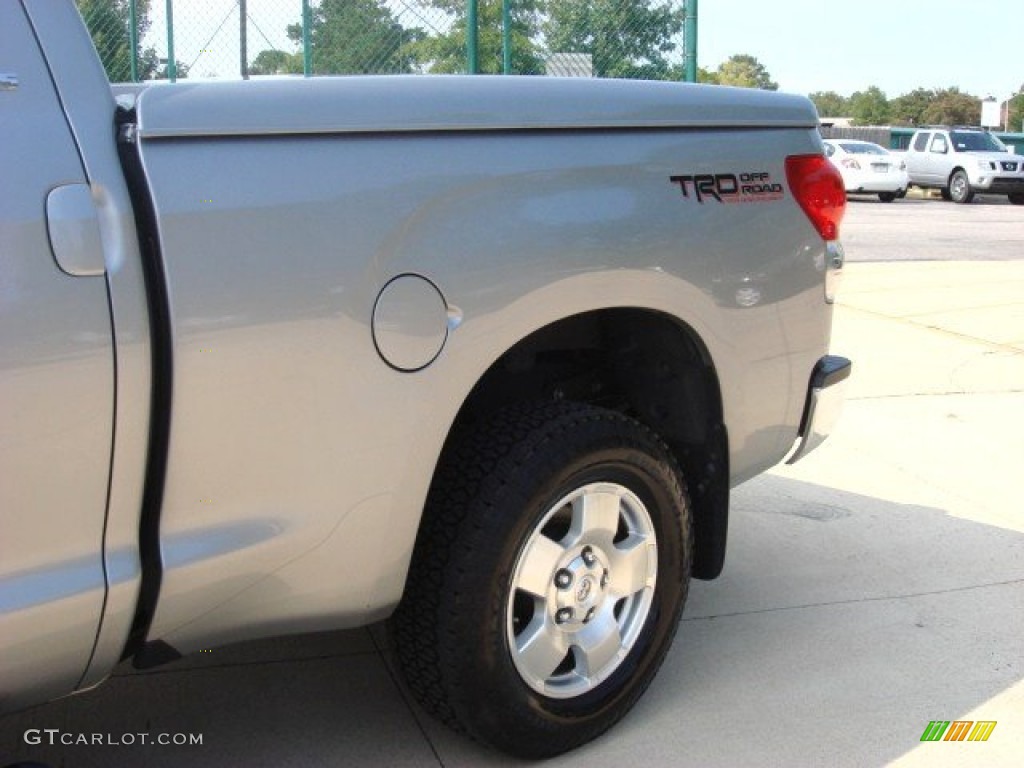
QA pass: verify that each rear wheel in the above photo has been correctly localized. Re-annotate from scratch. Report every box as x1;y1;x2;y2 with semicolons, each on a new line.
1009;193;1024;205
949;170;974;204
878;192;897;203
392;402;692;758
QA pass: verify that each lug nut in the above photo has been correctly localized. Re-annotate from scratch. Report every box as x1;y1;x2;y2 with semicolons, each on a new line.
581;546;596;566
555;607;574;624
554;569;573;589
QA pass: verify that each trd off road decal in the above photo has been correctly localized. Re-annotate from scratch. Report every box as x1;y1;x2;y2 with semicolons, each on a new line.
669;172;784;204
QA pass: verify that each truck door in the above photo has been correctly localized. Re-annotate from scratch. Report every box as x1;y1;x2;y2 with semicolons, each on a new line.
924;133;950;186
0;3;115;708
906;131;932;183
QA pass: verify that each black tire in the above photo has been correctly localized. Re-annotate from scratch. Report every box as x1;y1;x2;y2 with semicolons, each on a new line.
940;187;953;201
878;192;897;203
392;401;692;758
949;170;974;204
1009;193;1024;205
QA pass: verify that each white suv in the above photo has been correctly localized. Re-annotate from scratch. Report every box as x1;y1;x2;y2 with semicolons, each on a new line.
904;127;1024;204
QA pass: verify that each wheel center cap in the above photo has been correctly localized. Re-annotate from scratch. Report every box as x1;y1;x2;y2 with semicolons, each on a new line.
576;577;593;603
552;546;609;626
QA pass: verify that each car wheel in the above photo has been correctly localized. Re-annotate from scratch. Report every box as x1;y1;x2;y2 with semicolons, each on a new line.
392;401;692;758
1009;193;1024;205
949;170;974;204
878;192;897;203
940;187;953;201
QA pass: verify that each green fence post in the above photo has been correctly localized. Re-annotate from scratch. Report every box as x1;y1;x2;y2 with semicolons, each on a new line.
684;0;698;83
302;0;312;76
165;0;176;82
466;0;478;74
128;0;138;81
502;0;511;74
240;0;248;79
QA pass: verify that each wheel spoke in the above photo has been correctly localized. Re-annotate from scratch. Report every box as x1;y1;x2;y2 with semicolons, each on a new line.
515;534;566;598
607;538;655;599
573;611;624;678
515;618;568;684
569;489;621;546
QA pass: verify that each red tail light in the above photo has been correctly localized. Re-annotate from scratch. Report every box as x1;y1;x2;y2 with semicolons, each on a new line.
785;154;846;241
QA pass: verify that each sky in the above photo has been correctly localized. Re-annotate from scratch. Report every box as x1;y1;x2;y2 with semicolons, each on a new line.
142;0;1023;100
698;0;1022;99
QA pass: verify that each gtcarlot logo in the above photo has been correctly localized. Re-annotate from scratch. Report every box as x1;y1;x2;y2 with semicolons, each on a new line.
23;728;203;746
920;720;997;742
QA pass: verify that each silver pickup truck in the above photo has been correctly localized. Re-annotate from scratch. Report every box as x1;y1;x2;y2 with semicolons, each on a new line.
904;126;1024;204
1;0;850;758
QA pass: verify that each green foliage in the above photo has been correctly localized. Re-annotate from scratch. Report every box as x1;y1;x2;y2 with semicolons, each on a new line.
919;87;979;126
889;88;934;126
809;91;848;119
406;0;544;75
249;49;302;76
849;86;889;126
76;0;167;81
696;66;719;85
1009;87;1024;132
715;54;777;90
543;0;683;80
813;85;1008;130
283;0;424;74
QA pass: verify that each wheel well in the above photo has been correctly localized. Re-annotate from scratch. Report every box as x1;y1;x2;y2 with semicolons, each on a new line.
448;308;730;579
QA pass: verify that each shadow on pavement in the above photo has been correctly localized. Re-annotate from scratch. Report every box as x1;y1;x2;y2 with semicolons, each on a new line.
2;473;1021;767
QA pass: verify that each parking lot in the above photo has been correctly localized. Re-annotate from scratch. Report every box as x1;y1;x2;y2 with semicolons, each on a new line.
2;197;1022;768
842;193;1023;262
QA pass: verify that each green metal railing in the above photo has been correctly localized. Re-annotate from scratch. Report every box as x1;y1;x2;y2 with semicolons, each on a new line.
77;0;698;83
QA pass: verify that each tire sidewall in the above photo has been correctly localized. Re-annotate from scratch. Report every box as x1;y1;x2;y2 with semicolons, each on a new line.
950;170;971;203
440;427;690;753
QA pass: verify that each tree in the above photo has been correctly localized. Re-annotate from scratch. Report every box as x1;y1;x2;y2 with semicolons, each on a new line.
1008;86;1024;132
77;0;167;81
249;49;301;76
920;87;979;126
809;91;849;118
848;86;889;125
697;66;719;85
543;0;684;80
407;0;544;75
282;0;423;75
889;88;935;126
715;55;777;90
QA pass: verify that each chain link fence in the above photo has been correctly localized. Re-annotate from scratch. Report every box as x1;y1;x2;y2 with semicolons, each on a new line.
76;1;691;83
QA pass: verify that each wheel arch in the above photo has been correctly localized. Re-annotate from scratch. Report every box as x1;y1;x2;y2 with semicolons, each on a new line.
947;166;974;203
436;307;730;580
948;166;968;183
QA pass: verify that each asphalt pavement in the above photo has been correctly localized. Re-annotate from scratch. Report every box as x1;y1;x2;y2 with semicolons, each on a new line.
2;198;1022;767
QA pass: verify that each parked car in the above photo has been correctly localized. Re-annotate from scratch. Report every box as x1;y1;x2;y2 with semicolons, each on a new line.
904;127;1024;204
823;139;909;202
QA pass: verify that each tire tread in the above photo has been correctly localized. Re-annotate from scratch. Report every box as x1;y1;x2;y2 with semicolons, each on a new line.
392;401;692;757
